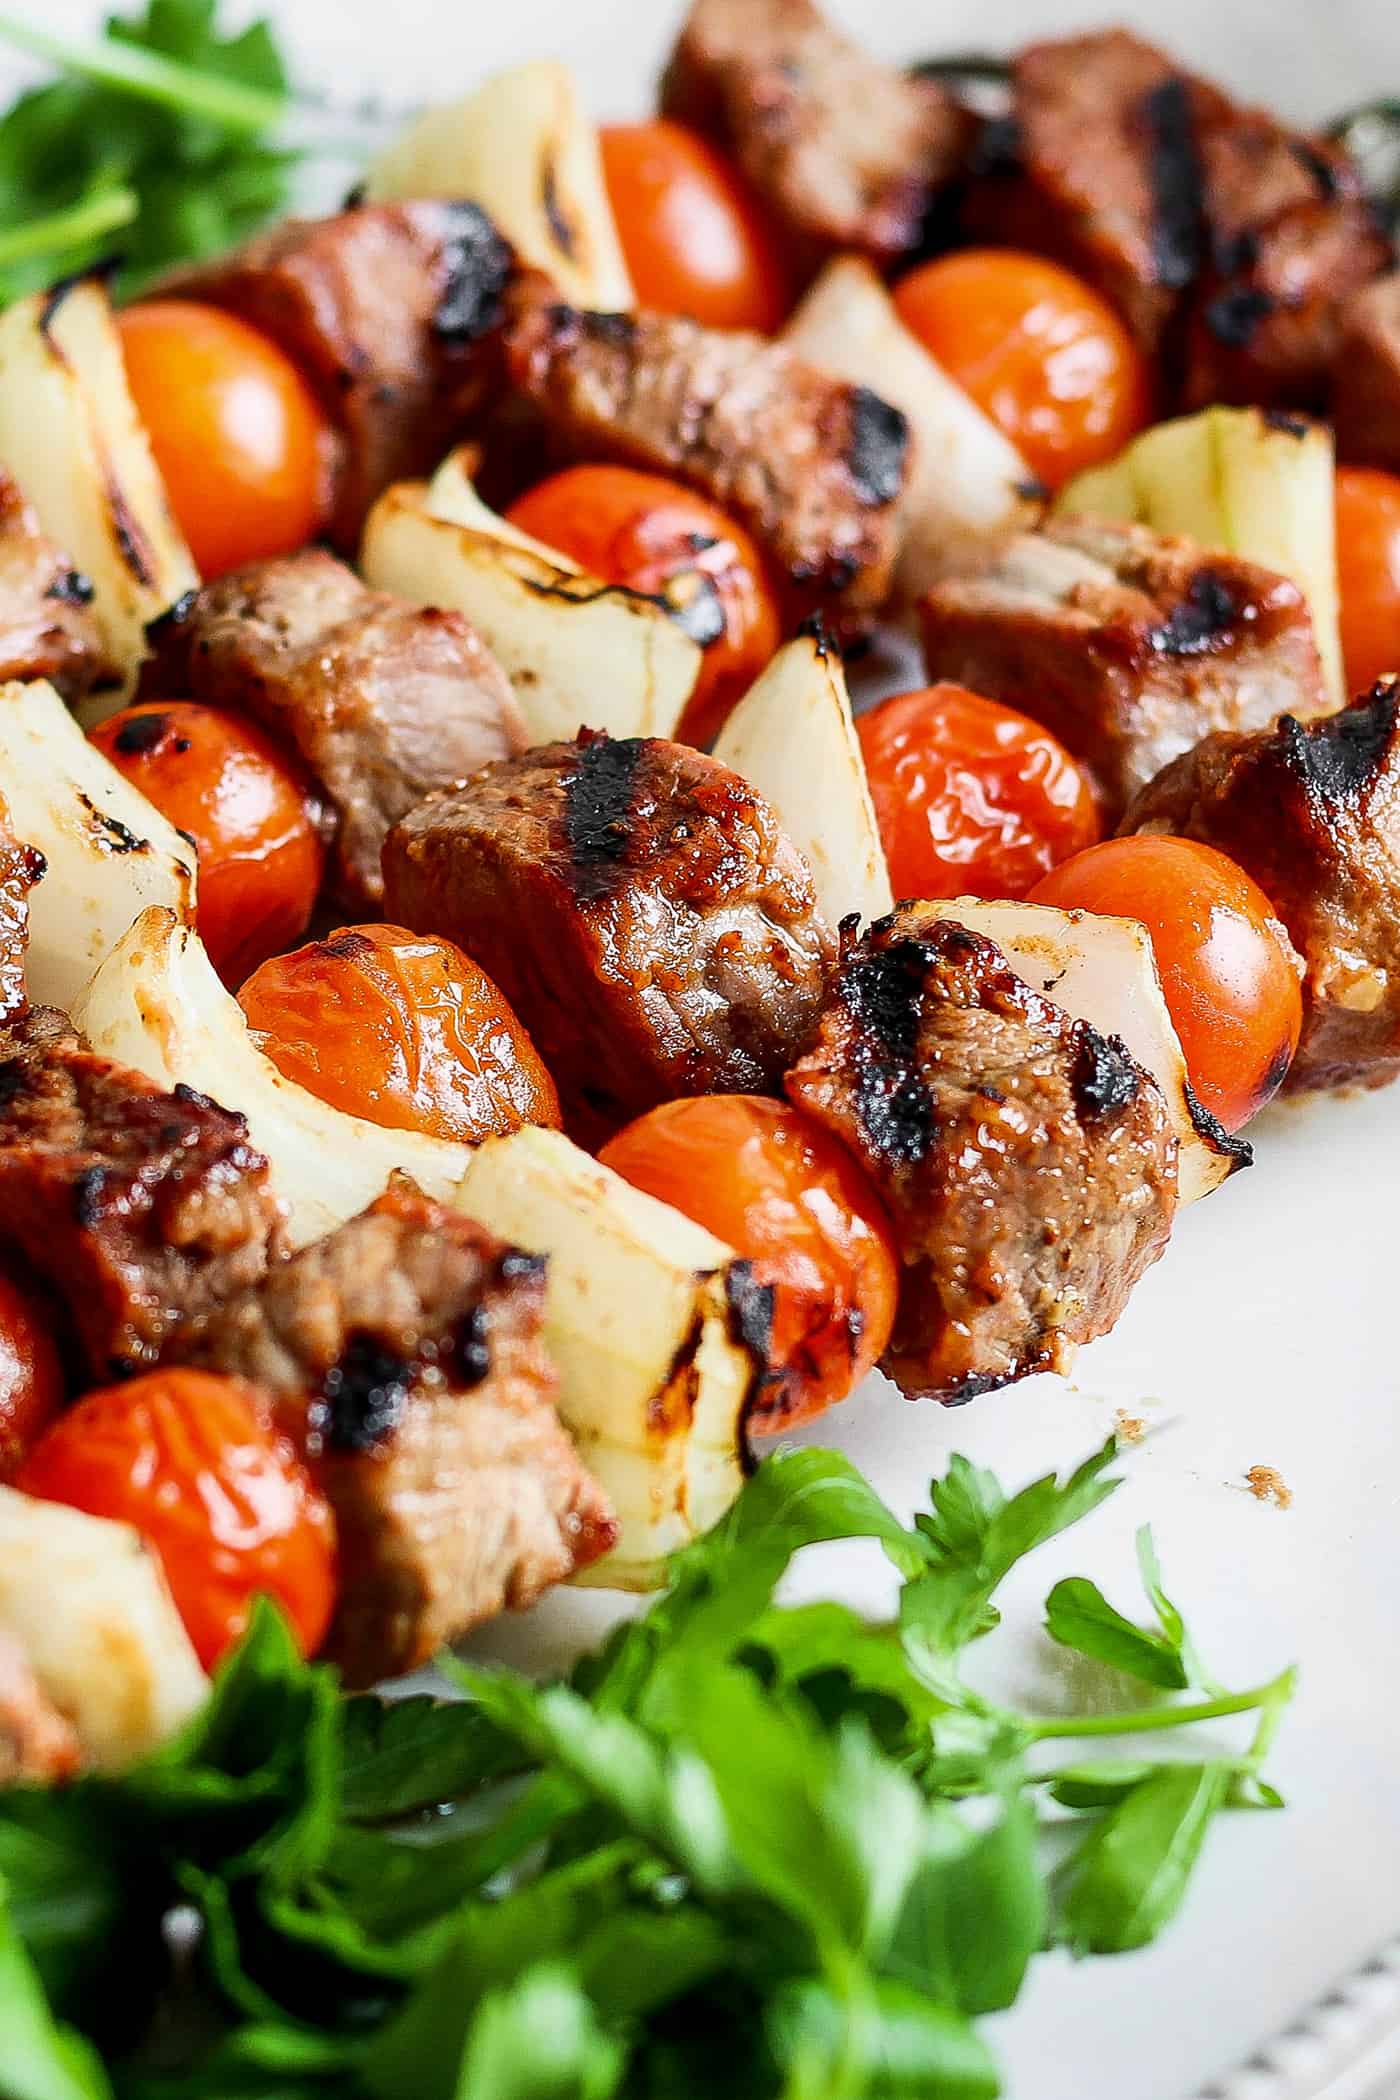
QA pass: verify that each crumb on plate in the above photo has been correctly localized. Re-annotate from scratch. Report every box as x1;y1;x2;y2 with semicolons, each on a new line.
1244;1464;1293;1509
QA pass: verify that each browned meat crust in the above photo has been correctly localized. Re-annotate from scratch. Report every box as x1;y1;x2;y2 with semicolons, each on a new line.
1333;274;1400;474
0;472;116;704
1122;682;1400;1093
966;28;1388;403
141;552;526;909
501;281;909;614
918;516;1329;820
180;1181;615;1686
660;0;973;272
0;791;41;1028
0;1032;283;1380
383;731;835;1145
160;202;514;550
0;1629;80;1786
786;911;1178;1401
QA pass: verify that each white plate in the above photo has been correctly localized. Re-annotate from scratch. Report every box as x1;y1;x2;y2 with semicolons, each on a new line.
16;4;1400;2095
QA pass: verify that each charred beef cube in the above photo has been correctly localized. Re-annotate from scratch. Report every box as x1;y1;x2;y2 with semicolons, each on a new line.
180;1182;614;1685
786;910;1177;1401
0;472;116;704
141;551;526;909
0;792;41;1028
0;1629;80;1786
160;202;515;550
0;1032;283;1379
501;283;909;615
1122;682;1400;1093
660;0;973;273
383;732;835;1145
1334;274;1400;474
962;30;1229;354
1182;119;1390;410
918;517;1329;820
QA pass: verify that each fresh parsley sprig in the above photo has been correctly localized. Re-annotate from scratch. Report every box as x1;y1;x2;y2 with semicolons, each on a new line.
0;1437;1294;2100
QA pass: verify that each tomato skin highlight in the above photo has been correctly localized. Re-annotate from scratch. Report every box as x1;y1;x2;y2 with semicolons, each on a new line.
506;464;781;746
1029;835;1303;1131
599;119;792;332
857;683;1101;902
0;1258;64;1481
1335;464;1400;695
17;1369;337;1670
90;702;325;985
239;923;561;1145
893;249;1152;489
118;299;331;578
600;1094;899;1429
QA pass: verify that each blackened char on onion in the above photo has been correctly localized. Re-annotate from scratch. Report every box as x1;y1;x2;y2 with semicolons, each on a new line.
141;551;526;909
382;732;836;1145
786;910;1178;1401
660;0;975;273
500;279;910;616
178;1181;615;1686
1122;682;1400;1093
918;515;1329;820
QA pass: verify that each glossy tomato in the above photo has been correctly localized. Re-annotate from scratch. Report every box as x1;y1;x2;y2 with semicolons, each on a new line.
18;1369;337;1669
118;300;330;578
239;923;561;1145
857;683;1100;902
90;702;325;985
599;118;792;332
600;1094;898;1430
893;249;1151;489
0;1257;64;1481
1029;836;1302;1130
1335;464;1400;696
506;464;781;746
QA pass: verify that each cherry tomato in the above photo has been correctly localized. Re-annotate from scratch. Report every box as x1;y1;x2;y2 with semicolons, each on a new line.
599;119;792;332
893;249;1152;490
18;1369;336;1670
1029;836;1302;1130
118;300;330;579
600;1094;898;1430
1335;464;1400;696
0;1257;64;1481
239;923;561;1145
507;465;781;746
857;683;1100;903
90;702;325;985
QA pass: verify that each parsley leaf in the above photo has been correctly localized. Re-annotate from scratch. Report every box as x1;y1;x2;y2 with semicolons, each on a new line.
1053;1763;1233;1954
1044;1577;1190;1690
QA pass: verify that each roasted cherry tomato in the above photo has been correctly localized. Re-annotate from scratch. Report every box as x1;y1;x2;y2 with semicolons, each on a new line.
893;249;1152;490
0;1257;64;1481
118;299;331;578
857;683;1100;902
1029;836;1302;1131
1335;464;1400;696
599;118;792;332
600;1094;899;1430
506;464;781;747
90;702;325;985
18;1369;337;1670
239;923;561;1145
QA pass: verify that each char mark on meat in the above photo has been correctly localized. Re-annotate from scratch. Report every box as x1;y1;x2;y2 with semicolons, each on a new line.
1278;680;1400;806
1141;75;1207;289
845;387;911;508
433;201;515;343
563;733;644;901
1147;567;1242;655
834;934;939;1165
1072;1027;1142;1119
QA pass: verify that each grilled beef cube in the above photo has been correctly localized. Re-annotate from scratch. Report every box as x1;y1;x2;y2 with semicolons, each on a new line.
0;793;41;1027
160;202;514;549
918;517;1329;820
383;732;835;1144
1122;683;1400;1093
660;0;973;274
0;1032;283;1379
501;283;909;615
0;1629;80;1786
0;472;116;704
1334;274;1400;474
142;551;526;909
1182;119;1389;410
786;911;1177;1401
180;1182;614;1685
